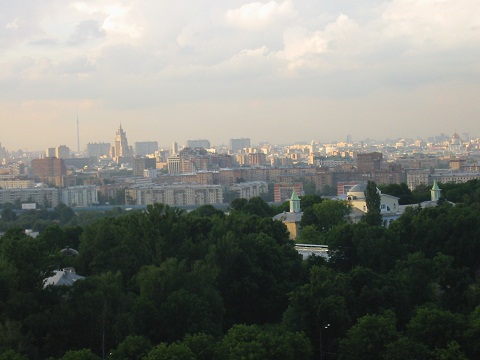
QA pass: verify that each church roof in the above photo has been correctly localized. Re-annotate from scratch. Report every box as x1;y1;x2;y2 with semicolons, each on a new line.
273;211;303;223
43;268;85;288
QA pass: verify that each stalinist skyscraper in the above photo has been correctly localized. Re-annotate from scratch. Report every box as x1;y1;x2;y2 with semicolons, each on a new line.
110;124;133;164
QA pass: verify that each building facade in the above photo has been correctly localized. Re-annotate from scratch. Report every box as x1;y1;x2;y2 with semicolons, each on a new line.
31;157;66;187
230;181;268;200
135;141;158;156
0;188;61;207
61;186;99;207
110;124;133;163
125;183;223;207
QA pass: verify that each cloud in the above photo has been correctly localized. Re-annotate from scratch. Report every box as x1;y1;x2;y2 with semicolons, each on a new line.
225;1;295;30
1;0;480;150
67;19;105;45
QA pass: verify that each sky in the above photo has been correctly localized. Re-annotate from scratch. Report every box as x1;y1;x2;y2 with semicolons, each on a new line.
1;0;480;151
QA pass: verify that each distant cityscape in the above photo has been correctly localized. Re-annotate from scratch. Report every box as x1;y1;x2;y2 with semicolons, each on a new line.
0;125;479;209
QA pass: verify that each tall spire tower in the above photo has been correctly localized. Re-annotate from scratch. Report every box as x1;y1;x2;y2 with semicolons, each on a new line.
110;124;132;163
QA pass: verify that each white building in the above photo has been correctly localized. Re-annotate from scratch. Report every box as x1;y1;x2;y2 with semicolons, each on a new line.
61;186;99;207
230;181;268;200
125;183;223;207
0;179;34;189
0;188;61;207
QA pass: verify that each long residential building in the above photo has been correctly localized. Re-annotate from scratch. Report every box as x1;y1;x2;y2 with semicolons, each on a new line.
432;172;480;184
62;186;99;207
0;188;61;207
125;183;223;206
0;179;35;189
230;181;268;200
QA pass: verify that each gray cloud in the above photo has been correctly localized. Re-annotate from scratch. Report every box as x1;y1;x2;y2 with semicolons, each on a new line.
67;19;105;45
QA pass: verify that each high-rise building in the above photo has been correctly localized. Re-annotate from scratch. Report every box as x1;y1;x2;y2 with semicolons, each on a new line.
356;152;383;172
229;138;251;153
110;124;133;163
87;142;111;157
46;147;56;157
273;183;304;203
31;157;66;187
133;157;156;176
55;145;71;159
172;141;179;155
135;141;158;156
187;139;211;149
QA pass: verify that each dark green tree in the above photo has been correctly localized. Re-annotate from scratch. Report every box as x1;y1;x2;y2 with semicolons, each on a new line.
108;335;152;360
220;324;312;360
406;305;465;351
144;343;195;360
59;349;101;360
363;180;382;226
339;311;400;360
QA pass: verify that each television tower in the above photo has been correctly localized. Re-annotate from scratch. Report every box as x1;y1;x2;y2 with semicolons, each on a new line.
76;113;80;154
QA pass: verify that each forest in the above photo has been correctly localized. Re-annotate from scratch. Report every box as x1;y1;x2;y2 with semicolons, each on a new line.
1;180;480;359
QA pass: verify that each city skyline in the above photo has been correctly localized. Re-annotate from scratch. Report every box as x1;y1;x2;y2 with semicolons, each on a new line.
1;0;480;150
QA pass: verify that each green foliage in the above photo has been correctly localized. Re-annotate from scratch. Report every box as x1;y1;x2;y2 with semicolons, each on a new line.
2;180;480;359
1;208;17;222
363;180;382;226
108;335;152;360
312;199;350;231
220;324;312;360
434;341;468;360
411;184;431;203
382;336;432;360
339;311;400;360
59;349;101;360
181;333;218;360
378;183;414;205
0;349;28;360
299;194;323;210
230;197;274;217
144;343;195;360
406;305;465;351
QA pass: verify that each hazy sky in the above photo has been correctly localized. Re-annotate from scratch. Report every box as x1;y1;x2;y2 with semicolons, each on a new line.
1;0;479;151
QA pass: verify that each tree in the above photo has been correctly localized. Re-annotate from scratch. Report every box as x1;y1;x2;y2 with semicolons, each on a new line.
181;333;219;360
108;335;152;360
339;311;400;360
311;199;351;232
363;180;382;226
59;349;101;360
383;336;432;360
220;324;312;360
144;343;195;360
283;265;352;356
434;341;468;360
54;203;75;225
406;305;465;351
378;183;413;205
1;208;16;222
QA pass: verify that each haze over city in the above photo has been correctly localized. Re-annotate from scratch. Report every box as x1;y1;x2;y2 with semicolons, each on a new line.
1;0;480;150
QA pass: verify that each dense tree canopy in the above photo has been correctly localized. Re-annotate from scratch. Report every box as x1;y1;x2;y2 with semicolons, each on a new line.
1;184;480;359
